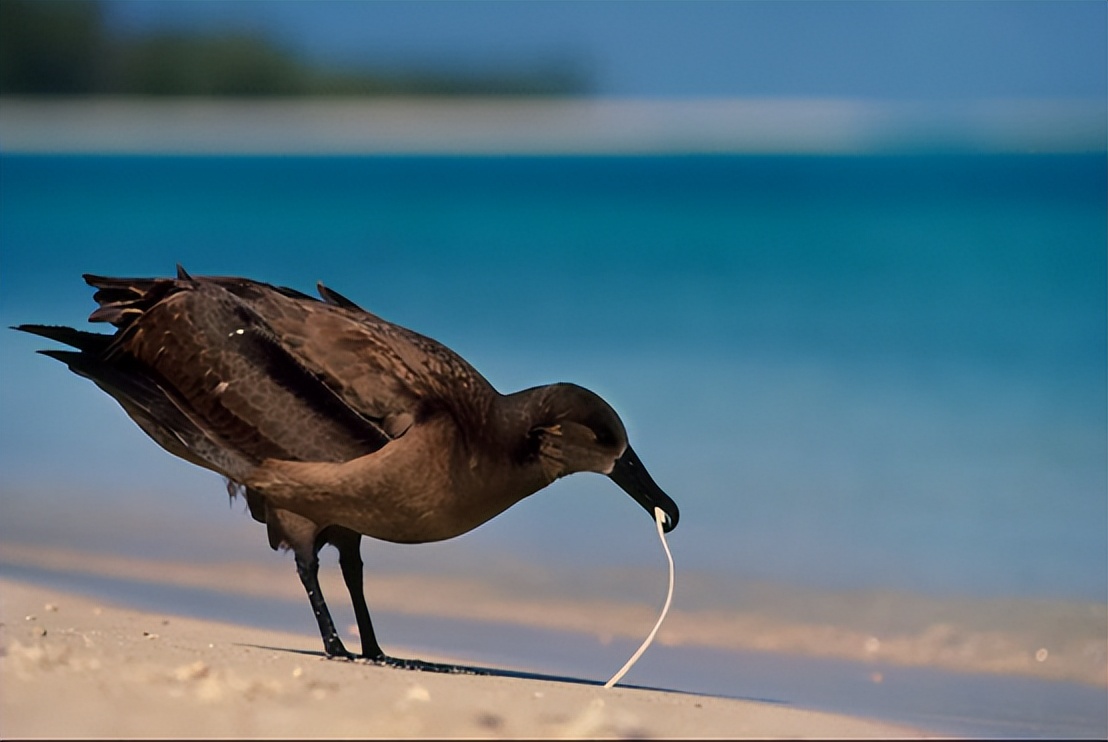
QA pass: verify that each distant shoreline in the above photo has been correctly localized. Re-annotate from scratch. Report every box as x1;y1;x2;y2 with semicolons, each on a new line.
1;96;1103;155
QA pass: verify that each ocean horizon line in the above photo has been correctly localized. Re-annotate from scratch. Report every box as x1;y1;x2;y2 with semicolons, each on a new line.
1;96;1103;155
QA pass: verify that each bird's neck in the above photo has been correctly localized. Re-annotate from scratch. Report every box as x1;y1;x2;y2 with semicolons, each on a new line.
495;384;558;437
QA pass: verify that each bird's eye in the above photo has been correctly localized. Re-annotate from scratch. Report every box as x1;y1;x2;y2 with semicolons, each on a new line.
592;424;617;448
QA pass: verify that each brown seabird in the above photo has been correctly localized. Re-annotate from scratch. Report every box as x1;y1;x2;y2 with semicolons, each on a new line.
15;266;680;669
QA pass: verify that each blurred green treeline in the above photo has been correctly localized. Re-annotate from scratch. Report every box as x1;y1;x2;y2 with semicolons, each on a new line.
0;0;588;96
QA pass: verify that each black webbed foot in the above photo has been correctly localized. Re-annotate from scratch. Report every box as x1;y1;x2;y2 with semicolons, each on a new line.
323;647;357;661
363;654;491;675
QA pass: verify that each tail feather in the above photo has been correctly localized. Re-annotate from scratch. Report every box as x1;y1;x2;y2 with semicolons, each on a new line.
38;348;84;365
82;273;179;329
82;272;157;299
13;324;112;353
37;344;256;481
20;307;257;482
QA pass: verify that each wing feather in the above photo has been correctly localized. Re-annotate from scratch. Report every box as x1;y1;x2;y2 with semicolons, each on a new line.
206;276;497;431
116;283;391;464
80;271;494;464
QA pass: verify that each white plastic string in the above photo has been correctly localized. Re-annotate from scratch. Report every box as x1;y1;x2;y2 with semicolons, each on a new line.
604;506;675;689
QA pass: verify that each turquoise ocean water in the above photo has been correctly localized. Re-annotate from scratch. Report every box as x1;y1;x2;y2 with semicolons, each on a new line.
1;153;1105;602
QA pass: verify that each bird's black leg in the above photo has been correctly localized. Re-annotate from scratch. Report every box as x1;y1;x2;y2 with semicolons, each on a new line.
293;545;353;660
266;505;353;659
322;528;487;675
329;528;384;659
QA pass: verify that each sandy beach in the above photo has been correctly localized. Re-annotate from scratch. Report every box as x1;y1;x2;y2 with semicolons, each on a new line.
1;576;939;739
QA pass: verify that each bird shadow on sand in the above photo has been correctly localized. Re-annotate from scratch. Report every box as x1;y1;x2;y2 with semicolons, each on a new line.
236;642;789;706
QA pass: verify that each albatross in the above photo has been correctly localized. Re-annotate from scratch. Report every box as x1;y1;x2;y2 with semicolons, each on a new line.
15;267;680;669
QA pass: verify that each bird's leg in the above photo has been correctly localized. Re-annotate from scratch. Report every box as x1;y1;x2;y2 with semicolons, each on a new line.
329;528;384;660
323;529;488;675
293;545;354;660
265;505;353;659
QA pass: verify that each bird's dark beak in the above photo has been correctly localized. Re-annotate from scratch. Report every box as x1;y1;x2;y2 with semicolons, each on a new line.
609;445;680;533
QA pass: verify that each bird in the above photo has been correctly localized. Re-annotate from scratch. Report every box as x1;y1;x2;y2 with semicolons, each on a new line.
15;266;680;669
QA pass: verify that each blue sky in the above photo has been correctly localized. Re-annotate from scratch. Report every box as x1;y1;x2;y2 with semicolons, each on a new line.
102;1;1106;100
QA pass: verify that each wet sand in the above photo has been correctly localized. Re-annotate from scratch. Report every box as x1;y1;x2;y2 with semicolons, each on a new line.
1;541;1102;688
3;547;1106;738
1;576;937;739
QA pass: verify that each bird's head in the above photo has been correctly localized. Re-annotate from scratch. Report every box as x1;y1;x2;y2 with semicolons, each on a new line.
524;383;680;532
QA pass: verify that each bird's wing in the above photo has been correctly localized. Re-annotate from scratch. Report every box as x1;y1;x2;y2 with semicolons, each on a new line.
83;272;493;465
89;278;391;465
204;275;497;440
